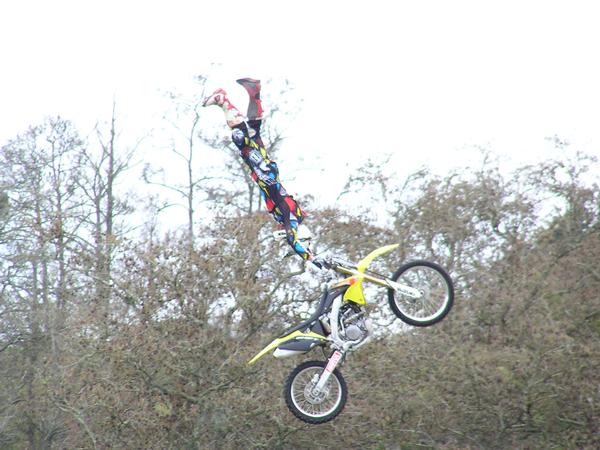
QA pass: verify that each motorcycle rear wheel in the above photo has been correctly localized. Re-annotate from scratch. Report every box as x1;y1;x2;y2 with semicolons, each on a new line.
387;260;454;327
284;360;347;424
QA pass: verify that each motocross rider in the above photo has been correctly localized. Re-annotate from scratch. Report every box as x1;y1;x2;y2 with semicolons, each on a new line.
202;78;324;269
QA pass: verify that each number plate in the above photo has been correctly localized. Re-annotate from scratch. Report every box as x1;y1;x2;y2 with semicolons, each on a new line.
325;350;342;373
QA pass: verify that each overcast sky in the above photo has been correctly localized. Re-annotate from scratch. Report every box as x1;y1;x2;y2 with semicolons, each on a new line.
1;1;599;207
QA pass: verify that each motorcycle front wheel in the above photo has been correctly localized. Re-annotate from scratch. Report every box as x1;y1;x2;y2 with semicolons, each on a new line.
388;260;454;327
284;360;347;424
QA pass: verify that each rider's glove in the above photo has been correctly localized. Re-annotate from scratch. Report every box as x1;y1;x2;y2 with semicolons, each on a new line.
310;255;326;270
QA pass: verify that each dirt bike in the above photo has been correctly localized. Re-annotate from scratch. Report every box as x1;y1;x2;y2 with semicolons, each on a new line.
248;243;454;424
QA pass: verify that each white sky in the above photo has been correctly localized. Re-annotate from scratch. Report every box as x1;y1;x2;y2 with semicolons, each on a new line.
1;1;600;210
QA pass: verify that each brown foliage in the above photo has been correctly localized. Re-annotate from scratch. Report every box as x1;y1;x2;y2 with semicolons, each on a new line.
1;118;599;448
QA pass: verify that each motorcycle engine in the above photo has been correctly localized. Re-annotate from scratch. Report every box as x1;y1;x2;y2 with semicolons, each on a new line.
340;306;372;342
345;323;364;341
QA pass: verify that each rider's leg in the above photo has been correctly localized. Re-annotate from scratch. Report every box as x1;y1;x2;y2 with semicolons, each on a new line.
236;78;263;121
236;78;264;145
202;88;245;128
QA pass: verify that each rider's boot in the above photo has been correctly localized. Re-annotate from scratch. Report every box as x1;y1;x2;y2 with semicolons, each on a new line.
202;88;245;128
236;78;263;122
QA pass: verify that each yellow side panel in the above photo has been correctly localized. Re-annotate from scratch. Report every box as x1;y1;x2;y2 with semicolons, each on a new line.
343;282;366;304
247;330;326;365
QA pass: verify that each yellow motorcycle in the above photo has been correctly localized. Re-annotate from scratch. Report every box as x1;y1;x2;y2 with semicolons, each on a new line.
248;244;454;424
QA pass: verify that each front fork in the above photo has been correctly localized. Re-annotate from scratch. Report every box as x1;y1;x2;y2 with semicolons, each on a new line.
313;295;372;394
314;349;344;393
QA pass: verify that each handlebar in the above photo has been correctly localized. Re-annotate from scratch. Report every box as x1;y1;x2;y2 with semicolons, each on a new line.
321;255;356;272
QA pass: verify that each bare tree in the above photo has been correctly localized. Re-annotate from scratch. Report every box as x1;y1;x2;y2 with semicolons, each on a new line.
0;117;86;448
144;75;219;250
77;102;136;330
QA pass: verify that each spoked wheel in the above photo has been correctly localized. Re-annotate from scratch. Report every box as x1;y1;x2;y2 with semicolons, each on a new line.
387;260;454;327
284;360;347;424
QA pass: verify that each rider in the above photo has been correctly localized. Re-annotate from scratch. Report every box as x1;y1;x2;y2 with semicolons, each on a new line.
202;78;323;268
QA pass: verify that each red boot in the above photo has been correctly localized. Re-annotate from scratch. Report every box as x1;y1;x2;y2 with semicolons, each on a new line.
202;88;244;128
236;78;263;120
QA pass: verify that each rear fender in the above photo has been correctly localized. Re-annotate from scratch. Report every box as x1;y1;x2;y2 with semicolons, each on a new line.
343;244;400;304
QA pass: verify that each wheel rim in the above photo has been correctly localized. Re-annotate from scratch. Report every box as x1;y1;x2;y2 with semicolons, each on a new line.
392;265;450;322
290;366;342;419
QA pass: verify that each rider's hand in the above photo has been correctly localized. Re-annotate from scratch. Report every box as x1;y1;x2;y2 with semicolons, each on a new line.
310;255;326;270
